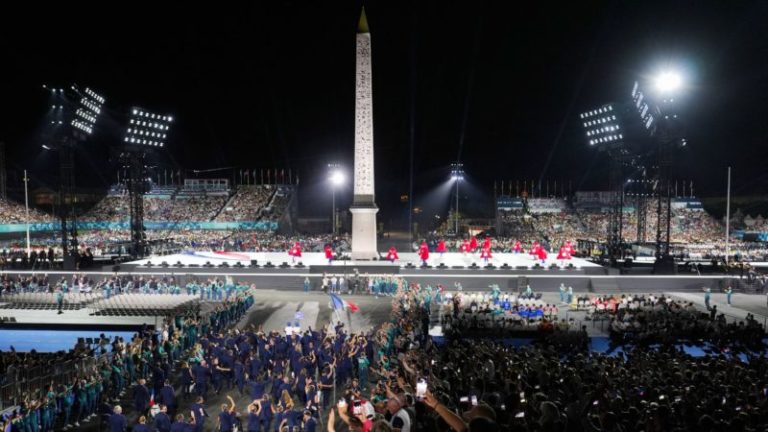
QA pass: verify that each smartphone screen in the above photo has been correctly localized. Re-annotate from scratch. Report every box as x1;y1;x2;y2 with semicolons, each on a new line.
471;395;478;406
416;381;427;399
515;412;525;418
459;396;469;403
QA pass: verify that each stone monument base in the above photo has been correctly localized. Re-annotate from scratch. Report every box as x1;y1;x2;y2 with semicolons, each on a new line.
350;206;379;260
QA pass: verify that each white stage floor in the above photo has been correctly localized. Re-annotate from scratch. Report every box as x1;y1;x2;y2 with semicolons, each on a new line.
129;251;600;269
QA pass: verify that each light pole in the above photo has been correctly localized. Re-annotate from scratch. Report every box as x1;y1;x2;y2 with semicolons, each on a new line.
328;164;344;235
23;170;30;257
652;69;685;262
450;163;464;234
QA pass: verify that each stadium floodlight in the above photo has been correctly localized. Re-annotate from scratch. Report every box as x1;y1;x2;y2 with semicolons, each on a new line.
70;86;105;137
654;71;682;93
450;163;465;181
579;104;625;148
330;170;344;186
450;162;465;233
632;70;685;140
125;107;173;147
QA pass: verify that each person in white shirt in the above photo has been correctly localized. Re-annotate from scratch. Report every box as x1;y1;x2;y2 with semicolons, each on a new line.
387;394;411;432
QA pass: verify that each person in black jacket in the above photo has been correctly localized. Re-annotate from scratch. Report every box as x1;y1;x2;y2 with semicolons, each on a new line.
154;404;172;432
108;405;126;432
133;379;150;415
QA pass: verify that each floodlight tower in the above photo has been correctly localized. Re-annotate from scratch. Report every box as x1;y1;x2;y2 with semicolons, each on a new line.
43;84;105;269
631;70;687;272
122;107;173;258
450;163;464;234
328;163;345;235
579;104;628;261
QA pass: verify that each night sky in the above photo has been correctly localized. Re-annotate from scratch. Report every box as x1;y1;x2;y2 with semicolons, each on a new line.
1;1;766;226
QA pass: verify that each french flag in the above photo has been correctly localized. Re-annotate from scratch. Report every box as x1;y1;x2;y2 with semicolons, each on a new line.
330;293;359;313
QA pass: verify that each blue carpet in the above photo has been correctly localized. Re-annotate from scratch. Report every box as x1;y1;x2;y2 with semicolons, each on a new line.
0;330;136;352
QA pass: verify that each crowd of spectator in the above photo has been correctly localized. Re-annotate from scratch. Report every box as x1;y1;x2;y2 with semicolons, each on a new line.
439;289;571;338
145;196;228;223
78;185;289;224
0;274;255;302
215;186;273;222
0;198;53;224
494;201;768;263
326;279;768;432
608;294;766;351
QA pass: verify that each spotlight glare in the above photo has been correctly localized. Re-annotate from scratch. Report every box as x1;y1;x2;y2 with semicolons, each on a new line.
655;71;682;93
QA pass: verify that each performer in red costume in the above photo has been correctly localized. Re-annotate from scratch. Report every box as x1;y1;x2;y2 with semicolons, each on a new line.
460;239;470;254
288;242;302;262
418;241;430;265
386;246;399;263
513;240;522;254
529;241;540;257
481;236;491;251
536;246;548;264
469;236;479;253
565;240;576;256
436;239;447;256
324;244;334;264
557;245;573;266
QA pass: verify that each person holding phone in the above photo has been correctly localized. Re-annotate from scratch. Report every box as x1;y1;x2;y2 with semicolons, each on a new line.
385;394;411;432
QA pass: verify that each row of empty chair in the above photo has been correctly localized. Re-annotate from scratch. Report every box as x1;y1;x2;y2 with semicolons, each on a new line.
88;293;199;316
0;292;102;310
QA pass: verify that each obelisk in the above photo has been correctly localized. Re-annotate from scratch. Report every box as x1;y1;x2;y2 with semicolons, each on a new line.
350;6;378;260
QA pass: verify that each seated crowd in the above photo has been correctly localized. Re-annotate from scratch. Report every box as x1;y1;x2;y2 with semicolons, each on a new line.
0;198;53;224
79;185;287;224
215;186;273;222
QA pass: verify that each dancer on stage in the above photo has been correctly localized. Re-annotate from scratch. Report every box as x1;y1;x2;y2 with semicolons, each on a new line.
324;244;334;264
436;239;446;256
386;246;399;264
564;239;576;255
529;241;540;259
536;246;548;265
556;244;572;266
513;240;522;254
459;239;471;254
469;236;479;253
418;241;430;266
288;242;302;263
480;243;492;264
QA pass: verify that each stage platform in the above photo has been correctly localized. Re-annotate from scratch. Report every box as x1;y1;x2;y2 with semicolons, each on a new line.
124;251;601;271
